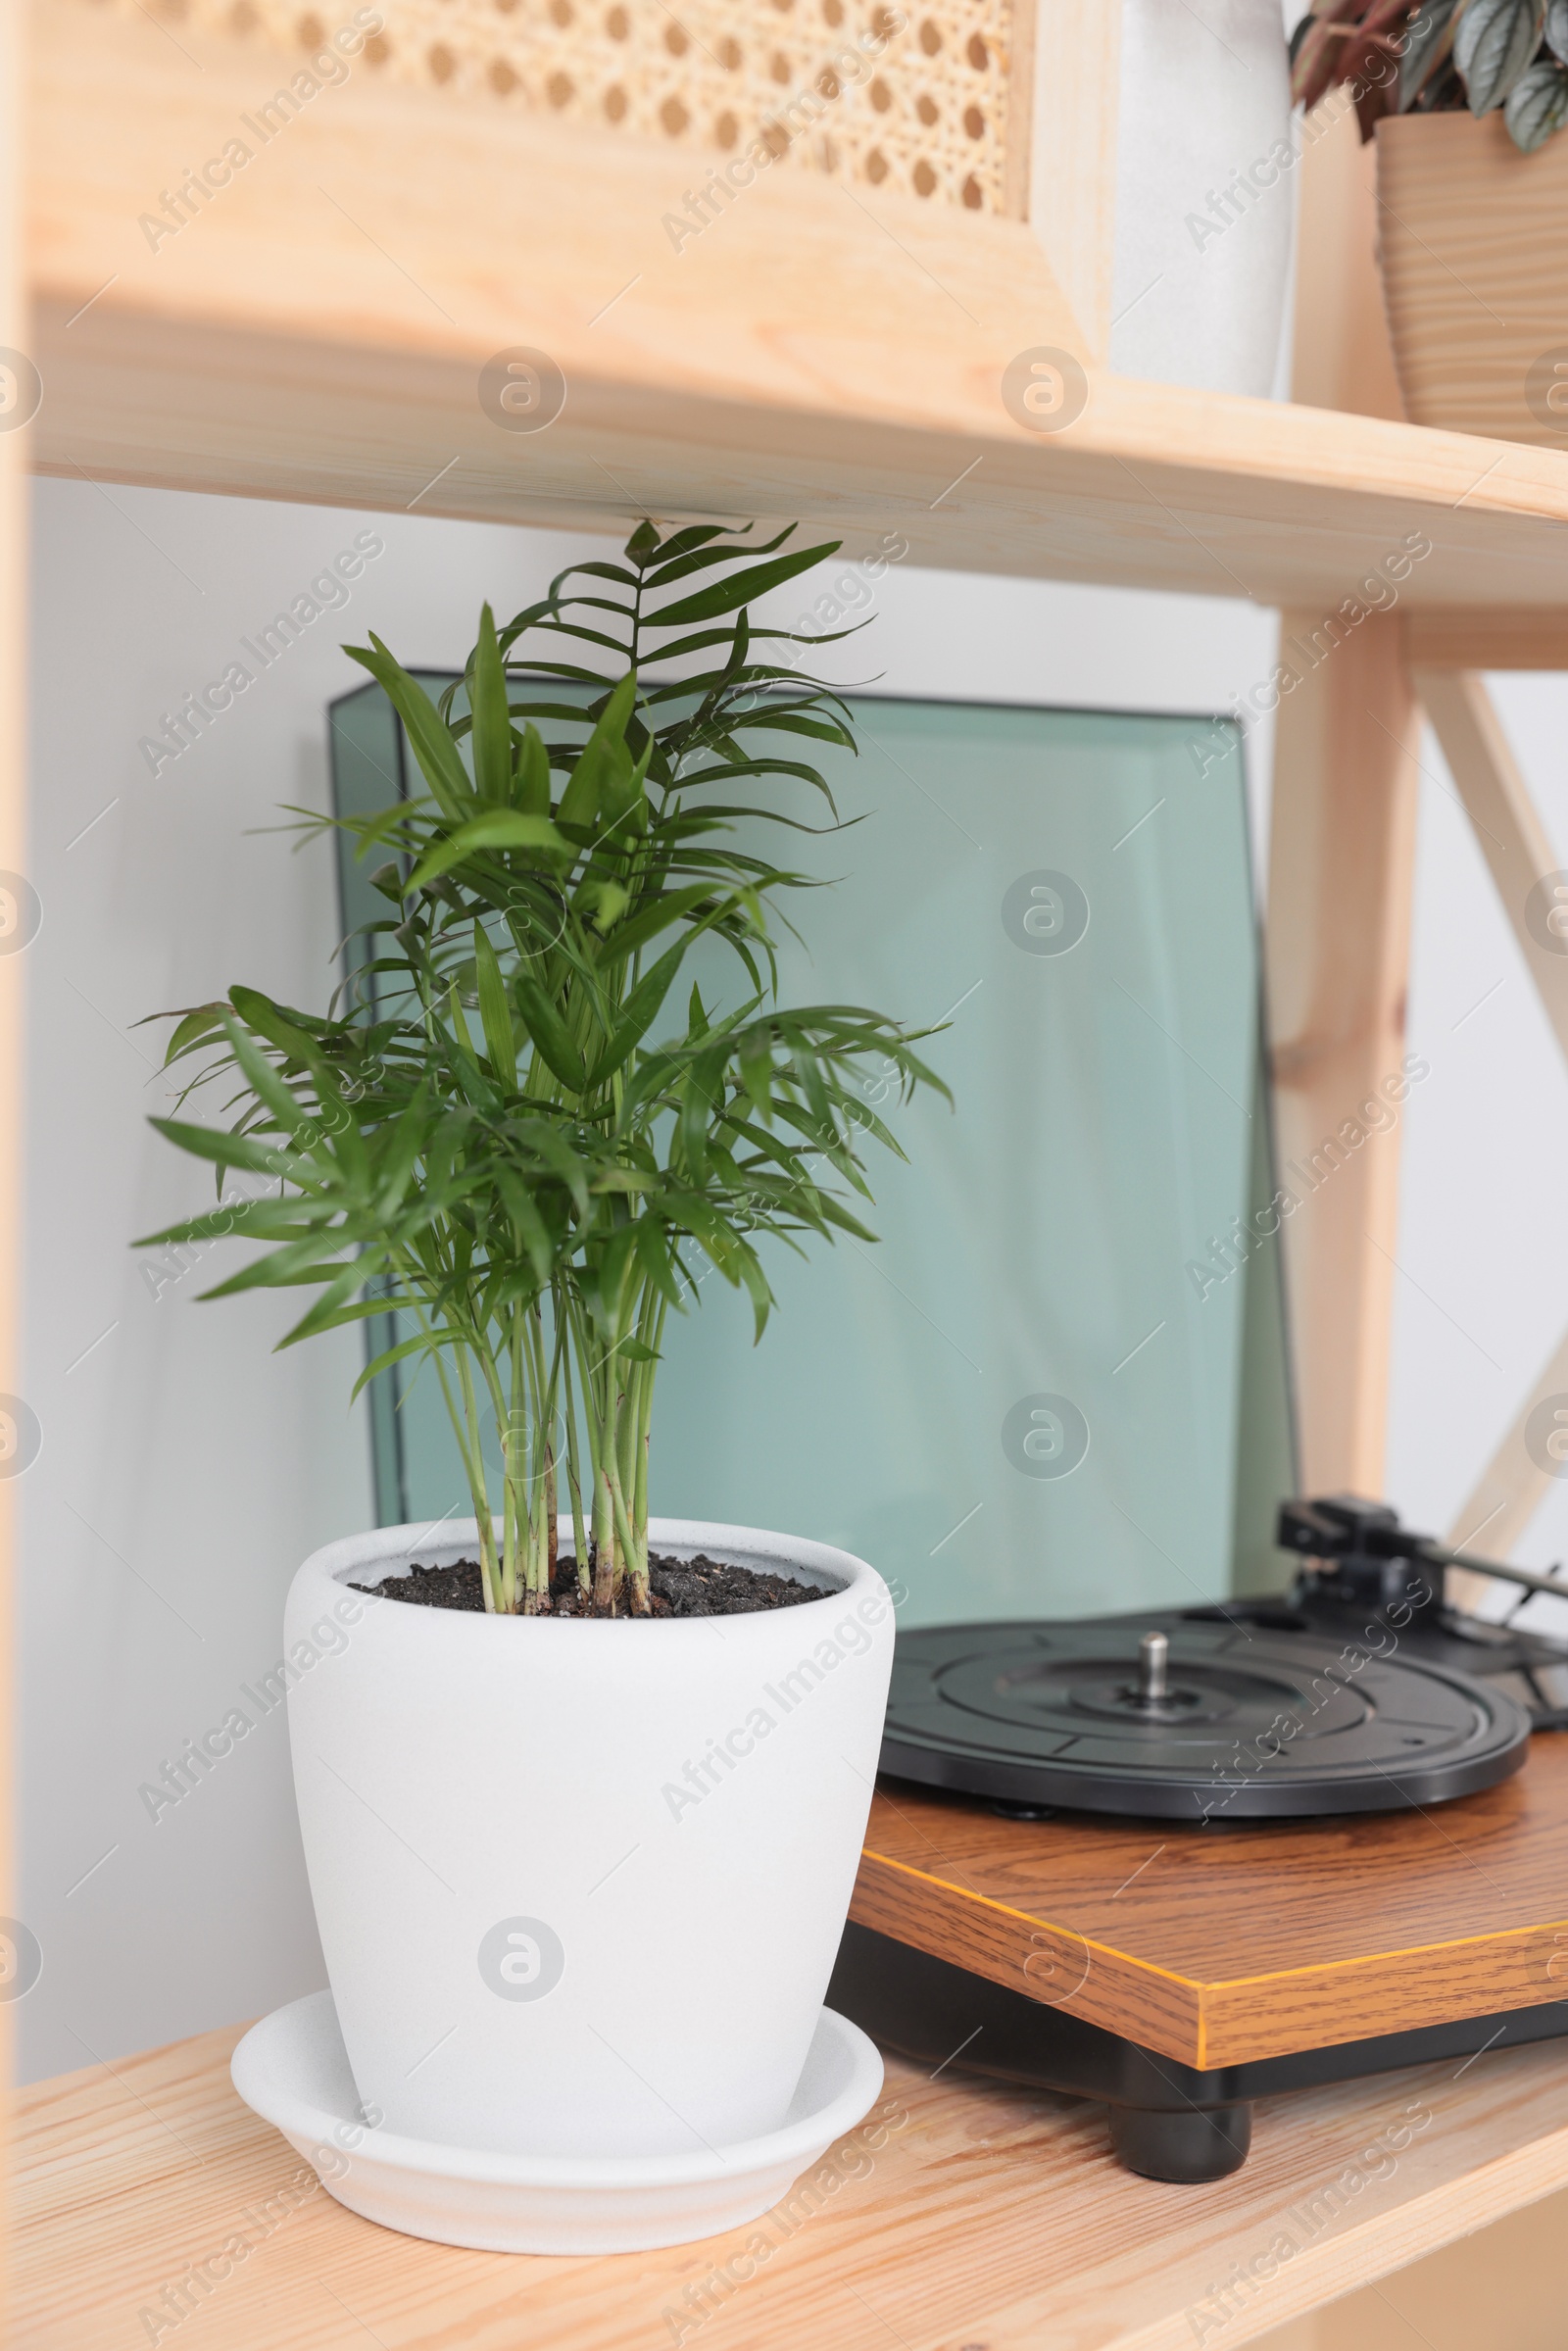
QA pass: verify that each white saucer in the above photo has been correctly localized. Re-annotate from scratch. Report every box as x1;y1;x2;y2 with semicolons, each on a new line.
230;1990;885;2254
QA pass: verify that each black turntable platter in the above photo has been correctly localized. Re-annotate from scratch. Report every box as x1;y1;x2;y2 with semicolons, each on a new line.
880;1613;1532;1820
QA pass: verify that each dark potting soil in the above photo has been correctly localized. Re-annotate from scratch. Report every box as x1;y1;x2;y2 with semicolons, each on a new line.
351;1549;824;1618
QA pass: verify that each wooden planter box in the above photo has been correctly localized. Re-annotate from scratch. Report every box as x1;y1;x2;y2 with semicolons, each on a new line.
1376;110;1568;445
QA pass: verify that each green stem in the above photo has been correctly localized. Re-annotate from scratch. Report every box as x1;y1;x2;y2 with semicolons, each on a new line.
607;1444;641;1614
392;1270;498;1613
570;1295;617;1608
635;1291;665;1585
453;1346;502;1611
522;1305;552;1611
594;1463;616;1608
558;1299;590;1595
470;1339;514;1612
615;1362;636;1554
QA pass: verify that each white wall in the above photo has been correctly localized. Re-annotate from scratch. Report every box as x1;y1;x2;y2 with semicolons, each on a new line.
13;472;1313;2080
17;485;612;2080
1386;681;1568;1586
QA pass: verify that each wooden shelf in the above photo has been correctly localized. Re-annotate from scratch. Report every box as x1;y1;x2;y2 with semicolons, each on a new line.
17;2009;1568;2350
18;18;1568;2345
853;1738;1568;2071
27;4;1568;622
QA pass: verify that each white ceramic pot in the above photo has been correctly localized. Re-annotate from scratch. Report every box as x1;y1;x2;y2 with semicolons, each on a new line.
284;1517;894;2161
1109;0;1294;397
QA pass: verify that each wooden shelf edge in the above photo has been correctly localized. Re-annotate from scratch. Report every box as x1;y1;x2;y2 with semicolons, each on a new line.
25;2;1568;613
978;2102;1568;2351
18;2014;1568;2350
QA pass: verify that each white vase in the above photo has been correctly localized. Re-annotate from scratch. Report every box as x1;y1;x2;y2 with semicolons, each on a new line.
283;1517;894;2160
1109;0;1295;396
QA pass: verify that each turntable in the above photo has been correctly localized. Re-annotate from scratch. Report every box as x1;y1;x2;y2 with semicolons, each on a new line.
829;1495;1568;2184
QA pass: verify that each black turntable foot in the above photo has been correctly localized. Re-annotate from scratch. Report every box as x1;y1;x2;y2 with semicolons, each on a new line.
1109;2101;1251;2182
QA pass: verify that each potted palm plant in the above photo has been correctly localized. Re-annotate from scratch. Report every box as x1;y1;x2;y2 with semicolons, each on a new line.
1292;0;1568;440
139;519;945;2247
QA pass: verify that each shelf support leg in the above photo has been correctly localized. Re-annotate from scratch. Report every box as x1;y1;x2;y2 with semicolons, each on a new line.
1265;612;1421;1495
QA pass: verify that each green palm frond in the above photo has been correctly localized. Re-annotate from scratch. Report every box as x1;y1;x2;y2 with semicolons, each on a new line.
138;519;950;1617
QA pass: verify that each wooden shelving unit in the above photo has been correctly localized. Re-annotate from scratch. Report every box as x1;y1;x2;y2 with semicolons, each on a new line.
27;9;1568;618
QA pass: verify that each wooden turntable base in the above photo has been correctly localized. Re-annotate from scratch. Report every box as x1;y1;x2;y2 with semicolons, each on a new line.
848;1733;1568;2072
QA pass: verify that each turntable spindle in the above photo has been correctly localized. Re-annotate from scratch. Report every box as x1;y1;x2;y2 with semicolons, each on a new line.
1137;1631;1168;1705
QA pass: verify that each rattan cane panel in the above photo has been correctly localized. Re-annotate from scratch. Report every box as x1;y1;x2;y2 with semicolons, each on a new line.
106;0;1024;214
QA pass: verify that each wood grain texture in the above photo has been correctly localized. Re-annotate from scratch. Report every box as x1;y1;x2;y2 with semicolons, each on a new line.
1262;86;1424;1504
1405;611;1568;668
851;1838;1205;2060
853;1746;1568;2069
1291;97;1404;423
19;2010;1568;2351
1264;612;1420;1495
0;0;26;2332
1247;2182;1568;2351
23;2;1568;616
1023;0;1119;357
1000;0;1038;228
1377;110;1568;446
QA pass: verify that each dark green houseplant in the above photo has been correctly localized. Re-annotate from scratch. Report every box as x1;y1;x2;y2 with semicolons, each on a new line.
139;520;945;1616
